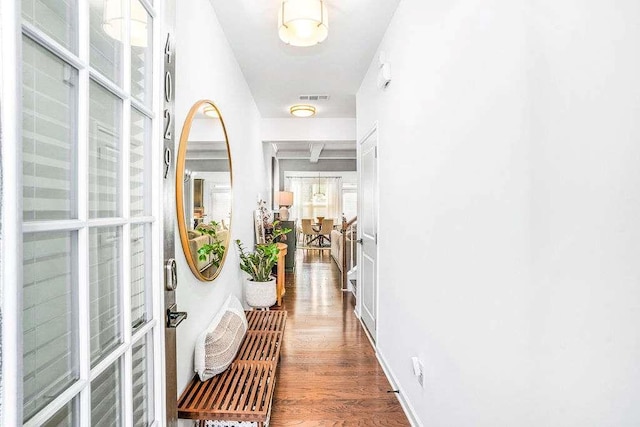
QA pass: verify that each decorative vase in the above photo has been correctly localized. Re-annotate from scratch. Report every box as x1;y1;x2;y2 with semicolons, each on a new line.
244;278;277;309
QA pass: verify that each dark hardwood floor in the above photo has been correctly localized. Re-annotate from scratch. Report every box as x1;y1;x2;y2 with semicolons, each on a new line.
271;249;410;426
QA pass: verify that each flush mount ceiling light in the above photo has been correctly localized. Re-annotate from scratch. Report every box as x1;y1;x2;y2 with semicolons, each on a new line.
290;104;316;117
203;105;220;119
278;0;328;47
103;0;148;47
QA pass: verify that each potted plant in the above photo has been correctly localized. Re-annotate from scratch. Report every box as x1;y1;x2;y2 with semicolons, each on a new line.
236;221;291;308
196;220;226;269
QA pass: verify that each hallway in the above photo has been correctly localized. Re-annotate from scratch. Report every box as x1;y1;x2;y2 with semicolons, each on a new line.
271;250;409;426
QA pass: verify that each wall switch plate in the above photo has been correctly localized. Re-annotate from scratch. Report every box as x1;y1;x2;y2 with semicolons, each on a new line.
417;361;425;388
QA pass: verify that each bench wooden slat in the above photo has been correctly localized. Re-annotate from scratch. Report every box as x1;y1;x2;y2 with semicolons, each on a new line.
236;363;259;413
246;310;287;332
178;310;287;423
220;364;245;411
211;363;241;412
179;362;273;420
237;331;281;362
244;363;267;416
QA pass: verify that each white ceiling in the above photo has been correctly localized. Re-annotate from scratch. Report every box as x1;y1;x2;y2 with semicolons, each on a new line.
210;0;400;118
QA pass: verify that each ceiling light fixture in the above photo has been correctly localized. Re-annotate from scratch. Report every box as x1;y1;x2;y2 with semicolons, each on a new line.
203;105;220;119
278;0;328;47
313;175;326;202
290;104;316;117
103;0;149;48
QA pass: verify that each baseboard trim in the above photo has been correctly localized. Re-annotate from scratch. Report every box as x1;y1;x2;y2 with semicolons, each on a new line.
352;314;422;427
376;350;423;427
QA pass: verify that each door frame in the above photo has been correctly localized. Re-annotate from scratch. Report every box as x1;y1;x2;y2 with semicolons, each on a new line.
1;1;23;425
356;123;380;345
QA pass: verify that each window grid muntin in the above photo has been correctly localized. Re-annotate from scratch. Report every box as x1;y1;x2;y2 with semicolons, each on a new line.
40;395;80;427
23;21;155;122
19;0;159;424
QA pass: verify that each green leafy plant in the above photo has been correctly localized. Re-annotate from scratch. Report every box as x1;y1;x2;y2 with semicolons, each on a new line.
196;221;226;268
236;221;291;282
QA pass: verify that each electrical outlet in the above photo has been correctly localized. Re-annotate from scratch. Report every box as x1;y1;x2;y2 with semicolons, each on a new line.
411;357;420;376
417;361;425;388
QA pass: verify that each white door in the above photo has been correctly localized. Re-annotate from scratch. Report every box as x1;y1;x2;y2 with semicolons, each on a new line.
1;0;165;425
358;127;378;340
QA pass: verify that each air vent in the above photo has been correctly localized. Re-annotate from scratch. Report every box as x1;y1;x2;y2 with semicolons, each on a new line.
299;94;330;101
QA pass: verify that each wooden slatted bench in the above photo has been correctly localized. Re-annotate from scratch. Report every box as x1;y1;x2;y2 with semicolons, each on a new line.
178;310;287;427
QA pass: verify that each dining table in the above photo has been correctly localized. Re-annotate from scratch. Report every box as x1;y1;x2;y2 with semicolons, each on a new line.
308;220;330;247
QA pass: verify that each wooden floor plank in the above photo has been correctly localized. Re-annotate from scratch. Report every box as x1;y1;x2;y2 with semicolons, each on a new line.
270;250;410;426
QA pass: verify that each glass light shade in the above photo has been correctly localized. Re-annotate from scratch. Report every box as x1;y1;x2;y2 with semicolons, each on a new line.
290;104;316;117
278;0;328;47
278;191;294;206
203;105;220;119
103;0;148;48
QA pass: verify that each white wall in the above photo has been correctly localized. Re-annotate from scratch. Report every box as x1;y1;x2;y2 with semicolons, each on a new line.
262;118;356;142
175;0;267;401
357;0;640;426
527;1;640;425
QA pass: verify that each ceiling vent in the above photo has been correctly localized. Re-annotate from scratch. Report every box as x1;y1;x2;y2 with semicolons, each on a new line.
299;94;330;101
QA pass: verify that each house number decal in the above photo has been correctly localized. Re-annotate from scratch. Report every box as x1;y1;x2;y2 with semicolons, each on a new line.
163;32;175;179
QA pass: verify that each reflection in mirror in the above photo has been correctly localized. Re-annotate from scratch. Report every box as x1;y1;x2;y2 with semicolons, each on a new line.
176;100;232;281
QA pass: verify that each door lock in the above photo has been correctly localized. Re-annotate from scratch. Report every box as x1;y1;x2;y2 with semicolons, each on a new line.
166;303;187;328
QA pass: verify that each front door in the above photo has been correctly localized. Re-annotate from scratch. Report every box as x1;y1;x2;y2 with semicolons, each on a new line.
1;0;165;424
358;127;378;340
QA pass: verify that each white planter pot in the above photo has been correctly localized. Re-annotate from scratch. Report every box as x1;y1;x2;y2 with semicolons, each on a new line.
244;278;277;308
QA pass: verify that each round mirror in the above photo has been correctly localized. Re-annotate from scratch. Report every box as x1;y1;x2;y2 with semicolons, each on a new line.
176;100;232;281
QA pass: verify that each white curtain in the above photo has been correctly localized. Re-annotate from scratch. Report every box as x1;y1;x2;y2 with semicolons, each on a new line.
285;176;343;223
285;177;304;220
325;177;343;221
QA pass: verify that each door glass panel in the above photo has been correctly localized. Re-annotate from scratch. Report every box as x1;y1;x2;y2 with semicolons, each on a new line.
132;334;154;427
130;109;149;217
130;0;152;105
90;0;123;84
131;224;148;330
22;0;77;52
23;231;78;421
22;36;78;221
89;81;121;218
91;360;123;426
89;226;122;366
41;397;78;427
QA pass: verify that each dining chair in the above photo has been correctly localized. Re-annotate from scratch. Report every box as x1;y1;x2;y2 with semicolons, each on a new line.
301;219;315;246
318;218;334;246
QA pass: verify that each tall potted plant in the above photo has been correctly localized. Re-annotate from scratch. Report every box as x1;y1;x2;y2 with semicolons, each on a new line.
236;221;291;308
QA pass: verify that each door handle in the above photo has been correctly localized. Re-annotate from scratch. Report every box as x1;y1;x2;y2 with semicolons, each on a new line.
165;258;177;290
167;303;187;328
356;239;363;245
